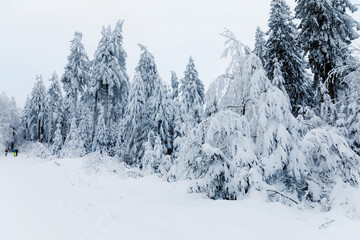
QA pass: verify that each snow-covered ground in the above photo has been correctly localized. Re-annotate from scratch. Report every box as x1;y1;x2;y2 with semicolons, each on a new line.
0;153;359;240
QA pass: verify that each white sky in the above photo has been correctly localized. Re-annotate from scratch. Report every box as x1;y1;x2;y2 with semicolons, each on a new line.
0;0;359;108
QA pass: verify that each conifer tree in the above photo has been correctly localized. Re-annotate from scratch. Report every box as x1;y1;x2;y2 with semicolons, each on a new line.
180;57;205;128
295;0;359;102
61;32;90;118
28;75;47;142
136;44;159;99
253;27;266;67
265;0;311;114
123;73;147;165
170;71;179;100
52;123;63;157
46;72;63;143
92;106;108;154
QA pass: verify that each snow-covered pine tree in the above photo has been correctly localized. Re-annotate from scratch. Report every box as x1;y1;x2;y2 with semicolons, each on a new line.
91;25;129;150
152;77;173;154
63;116;85;157
170;71;179;100
136;44;159;99
111;20;130;121
78;99;93;153
61;32;90;119
18;95;31;141
180;57;205;130
0;93;20;148
28;75;47;142
173;30;360;208
253;27;266;67
46;72;63;143
295;0;359;102
92;106;108;154
122;72;147;165
265;0;311;114
52;123;63;157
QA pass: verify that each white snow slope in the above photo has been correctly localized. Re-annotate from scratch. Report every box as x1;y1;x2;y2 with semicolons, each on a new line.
0;153;359;240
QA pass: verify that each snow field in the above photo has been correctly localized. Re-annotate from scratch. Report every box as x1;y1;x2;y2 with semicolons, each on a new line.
0;154;359;240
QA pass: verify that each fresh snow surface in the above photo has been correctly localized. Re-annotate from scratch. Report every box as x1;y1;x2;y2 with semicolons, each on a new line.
0;154;359;240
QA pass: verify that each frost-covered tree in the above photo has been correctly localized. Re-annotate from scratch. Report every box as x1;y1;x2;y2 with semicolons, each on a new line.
52;123;63;157
0;92;20;149
265;0;311;114
205;96;219;117
172;30;360;208
295;0;359;102
253;27;266;66
91;24;129;148
46;72;63;143
63;116;85;157
170;71;179;100
180;57;205;129
122;72;147;165
136;44;159;99
61;32;90;118
28;76;47;142
111;20;130;120
152;78;173;153
92;106;108;154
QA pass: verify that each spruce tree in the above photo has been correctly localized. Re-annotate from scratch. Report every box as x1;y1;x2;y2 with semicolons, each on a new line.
180;56;205;128
52;123;63;157
136;44;159;99
28;75;47;142
123;72;147;165
295;0;359;102
265;0;311;114
253;27;266;67
46;72;63;143
170;71;179;100
61;32;90;118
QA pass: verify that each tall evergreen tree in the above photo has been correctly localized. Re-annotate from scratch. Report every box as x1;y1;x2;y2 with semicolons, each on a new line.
295;0;359;102
46;72;63;143
180;56;205;128
253;27;266;67
52;123;63;157
61;32;90;118
152;78;173;154
91;25;129;138
265;0;311;114
136;44;159;99
170;71;179;100
28;75;47;142
111;20;130;120
123;73;147;165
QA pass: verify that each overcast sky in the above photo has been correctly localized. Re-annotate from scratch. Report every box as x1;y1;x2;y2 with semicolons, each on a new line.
0;0;359;108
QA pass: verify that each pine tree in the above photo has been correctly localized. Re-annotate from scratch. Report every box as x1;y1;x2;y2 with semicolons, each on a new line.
46;72;63;143
92;106;108;154
295;0;359;102
253;27;266;67
52;123;63;157
91;25;129;147
136;44;159;99
170;71;179;100
111;20;130;121
152;78;173;154
28;75;47;142
123;72;147;165
181;56;205;128
265;0;311;114
61;32;90;118
63;116;85;157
